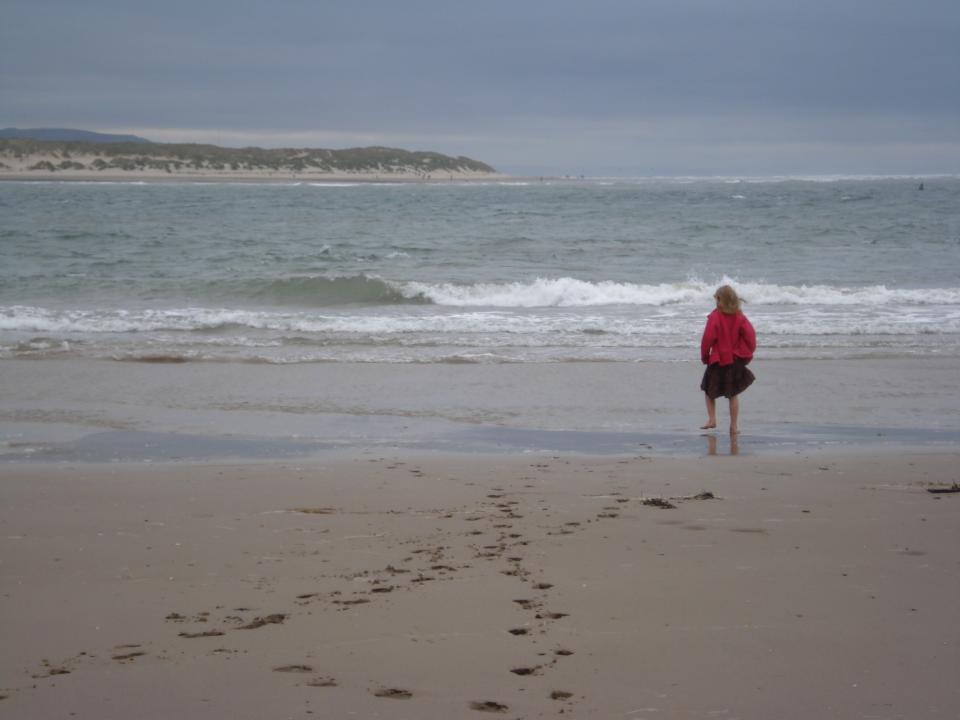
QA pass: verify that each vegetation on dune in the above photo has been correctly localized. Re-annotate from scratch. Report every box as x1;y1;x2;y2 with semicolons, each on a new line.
0;139;497;175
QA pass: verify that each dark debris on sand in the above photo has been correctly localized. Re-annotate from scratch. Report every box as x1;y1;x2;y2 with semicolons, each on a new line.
927;483;959;494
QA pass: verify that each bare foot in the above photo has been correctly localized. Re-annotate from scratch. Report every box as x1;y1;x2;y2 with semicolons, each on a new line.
700;422;717;430
730;428;740;435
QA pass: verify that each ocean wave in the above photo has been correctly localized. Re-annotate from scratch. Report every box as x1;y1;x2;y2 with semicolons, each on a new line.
16;273;955;311
215;274;430;306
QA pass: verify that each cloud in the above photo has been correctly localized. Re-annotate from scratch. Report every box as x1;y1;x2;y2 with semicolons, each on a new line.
2;0;958;174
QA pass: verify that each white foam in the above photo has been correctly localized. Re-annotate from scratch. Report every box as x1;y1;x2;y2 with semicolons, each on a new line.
4;301;958;341
394;277;960;308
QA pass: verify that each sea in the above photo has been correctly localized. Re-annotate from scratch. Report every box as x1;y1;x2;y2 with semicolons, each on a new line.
2;176;959;366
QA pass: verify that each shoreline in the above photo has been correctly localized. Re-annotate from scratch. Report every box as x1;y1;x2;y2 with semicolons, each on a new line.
0;169;509;184
3;171;957;185
0;174;509;185
1;451;957;717
3;424;960;465
0;170;960;185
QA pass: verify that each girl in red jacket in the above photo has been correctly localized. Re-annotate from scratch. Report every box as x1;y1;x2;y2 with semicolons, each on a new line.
700;285;756;434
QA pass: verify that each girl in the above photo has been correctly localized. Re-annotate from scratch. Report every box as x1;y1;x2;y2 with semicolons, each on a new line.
700;285;756;434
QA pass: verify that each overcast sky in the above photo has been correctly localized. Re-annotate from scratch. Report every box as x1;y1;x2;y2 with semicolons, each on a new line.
2;0;958;176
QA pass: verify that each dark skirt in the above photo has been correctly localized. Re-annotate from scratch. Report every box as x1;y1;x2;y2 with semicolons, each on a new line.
700;358;755;400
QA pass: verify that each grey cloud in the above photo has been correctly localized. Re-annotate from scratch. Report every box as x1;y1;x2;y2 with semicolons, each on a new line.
1;0;958;174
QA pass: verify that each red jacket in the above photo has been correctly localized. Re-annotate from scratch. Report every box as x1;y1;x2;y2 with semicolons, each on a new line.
701;309;756;366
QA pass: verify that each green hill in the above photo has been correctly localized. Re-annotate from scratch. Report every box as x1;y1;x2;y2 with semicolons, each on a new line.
0;138;497;176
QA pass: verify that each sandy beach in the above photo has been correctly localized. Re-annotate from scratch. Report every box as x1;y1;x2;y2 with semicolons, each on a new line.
1;355;958;720
1;449;958;719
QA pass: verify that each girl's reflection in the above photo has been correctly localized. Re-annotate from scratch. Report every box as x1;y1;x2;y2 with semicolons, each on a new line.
705;433;739;456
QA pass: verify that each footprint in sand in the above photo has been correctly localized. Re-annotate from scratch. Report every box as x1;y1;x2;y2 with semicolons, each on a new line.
373;687;413;699
332;598;371;607
642;498;676;509
178;630;225;638
469;700;509;712
510;666;540;676
31;650;95;679
31;659;72;679
112;645;147;662
273;665;313;673
306;677;337;687
238;613;287;629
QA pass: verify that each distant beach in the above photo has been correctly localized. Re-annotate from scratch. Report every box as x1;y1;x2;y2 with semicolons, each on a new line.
0;165;502;183
0;141;502;183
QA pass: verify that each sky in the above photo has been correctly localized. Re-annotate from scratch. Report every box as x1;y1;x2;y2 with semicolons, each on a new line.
2;0;958;176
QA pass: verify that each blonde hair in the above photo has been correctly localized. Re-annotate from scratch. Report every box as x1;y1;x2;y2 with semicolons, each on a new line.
714;285;741;314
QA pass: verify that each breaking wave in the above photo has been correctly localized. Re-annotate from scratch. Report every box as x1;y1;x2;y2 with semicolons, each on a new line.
199;275;960;309
399;277;960;308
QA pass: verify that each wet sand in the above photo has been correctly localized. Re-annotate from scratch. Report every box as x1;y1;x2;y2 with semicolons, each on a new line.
1;451;957;718
3;357;960;460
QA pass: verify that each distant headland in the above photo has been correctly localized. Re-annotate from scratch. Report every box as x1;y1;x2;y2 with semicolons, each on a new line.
0;128;500;181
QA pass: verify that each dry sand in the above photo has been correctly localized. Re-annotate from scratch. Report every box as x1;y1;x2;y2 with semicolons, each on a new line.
1;450;957;718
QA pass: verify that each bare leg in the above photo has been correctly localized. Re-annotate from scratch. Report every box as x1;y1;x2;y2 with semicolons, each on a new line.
701;394;717;429
729;395;740;434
